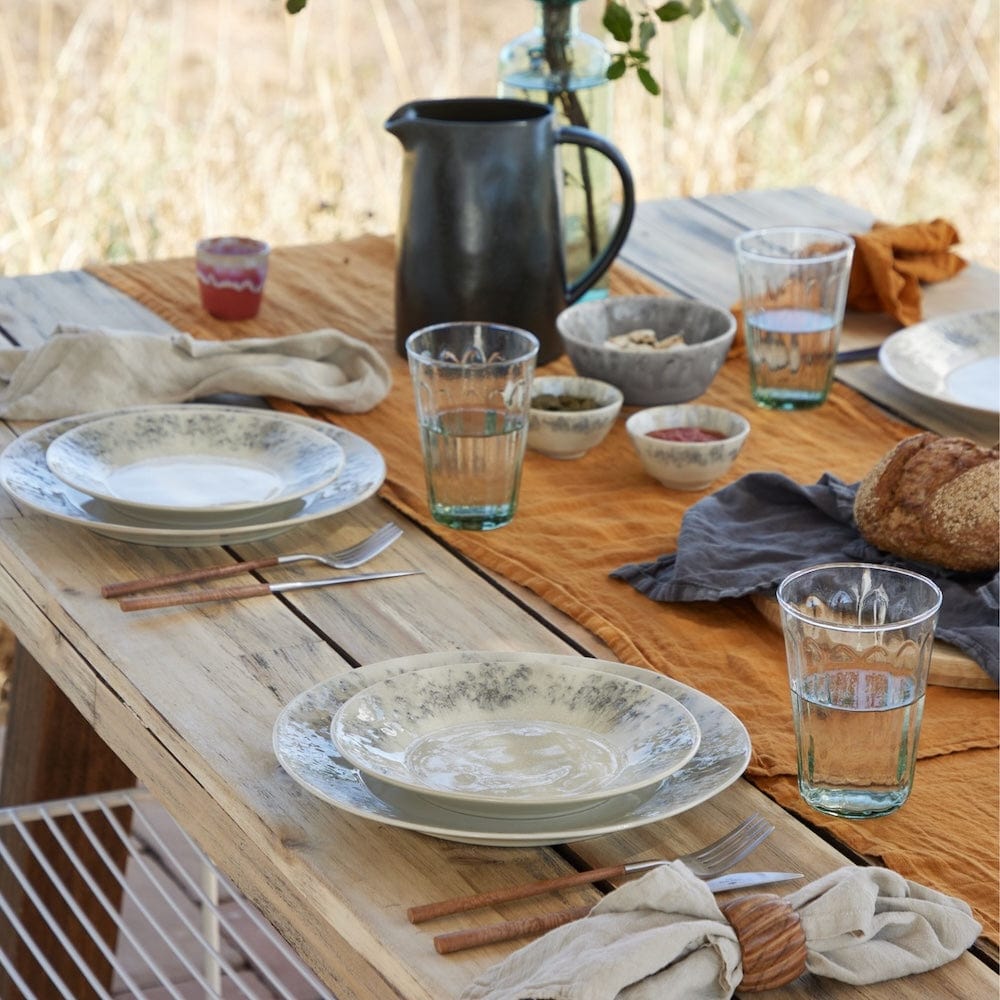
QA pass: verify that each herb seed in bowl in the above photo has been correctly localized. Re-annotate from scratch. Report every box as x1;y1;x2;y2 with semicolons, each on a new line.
531;393;602;412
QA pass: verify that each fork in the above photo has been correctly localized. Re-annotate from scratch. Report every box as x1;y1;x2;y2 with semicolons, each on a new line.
406;813;774;924
101;522;403;598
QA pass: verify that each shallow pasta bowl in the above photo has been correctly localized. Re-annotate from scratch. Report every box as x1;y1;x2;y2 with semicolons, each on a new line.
45;405;344;523
331;658;700;819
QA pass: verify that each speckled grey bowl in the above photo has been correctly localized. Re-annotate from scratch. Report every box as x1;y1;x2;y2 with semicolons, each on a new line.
528;375;624;459
626;404;750;491
557;296;737;407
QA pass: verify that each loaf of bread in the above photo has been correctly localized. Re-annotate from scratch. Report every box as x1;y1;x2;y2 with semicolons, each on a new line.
853;433;999;573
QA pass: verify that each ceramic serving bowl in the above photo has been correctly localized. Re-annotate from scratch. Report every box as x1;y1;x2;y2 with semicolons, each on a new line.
527;375;624;459
44;406;344;521
331;658;701;819
557;295;737;407
626;404;750;491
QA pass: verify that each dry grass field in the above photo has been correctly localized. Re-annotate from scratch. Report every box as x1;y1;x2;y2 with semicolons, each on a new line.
0;0;997;276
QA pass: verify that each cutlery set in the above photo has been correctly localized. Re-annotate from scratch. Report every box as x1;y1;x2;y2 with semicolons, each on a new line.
101;522;417;611
405;814;798;953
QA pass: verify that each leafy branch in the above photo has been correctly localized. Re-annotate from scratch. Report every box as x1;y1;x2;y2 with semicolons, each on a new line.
603;1;748;95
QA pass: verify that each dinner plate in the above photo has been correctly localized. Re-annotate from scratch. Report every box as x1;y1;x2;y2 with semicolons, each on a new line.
45;406;345;522
273;651;750;847
879;309;1000;416
332;659;700;817
0;405;385;547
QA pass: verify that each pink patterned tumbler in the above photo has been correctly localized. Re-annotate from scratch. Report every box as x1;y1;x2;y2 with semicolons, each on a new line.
195;236;270;320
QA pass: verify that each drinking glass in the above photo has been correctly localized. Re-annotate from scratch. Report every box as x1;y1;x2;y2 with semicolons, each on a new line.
777;562;942;819
734;227;854;410
406;322;538;531
196;236;270;320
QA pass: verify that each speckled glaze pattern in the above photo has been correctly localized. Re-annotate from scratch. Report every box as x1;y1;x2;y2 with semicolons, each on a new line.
557;296;737;407
46;406;344;516
626;404;751;491
879;309;999;416
272;650;751;847
527;375;624;459
331;659;699;814
0;405;385;547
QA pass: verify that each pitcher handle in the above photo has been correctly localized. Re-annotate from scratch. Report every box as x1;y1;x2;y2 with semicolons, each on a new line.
554;125;636;303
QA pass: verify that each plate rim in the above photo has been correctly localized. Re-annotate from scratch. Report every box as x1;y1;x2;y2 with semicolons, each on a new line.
45;405;346;516
0;404;386;546
272;650;751;847
331;658;701;811
878;308;1000;417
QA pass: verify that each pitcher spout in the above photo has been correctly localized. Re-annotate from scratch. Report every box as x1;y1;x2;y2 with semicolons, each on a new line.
384;102;421;145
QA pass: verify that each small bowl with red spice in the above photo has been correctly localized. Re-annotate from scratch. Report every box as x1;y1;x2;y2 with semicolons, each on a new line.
626;404;750;490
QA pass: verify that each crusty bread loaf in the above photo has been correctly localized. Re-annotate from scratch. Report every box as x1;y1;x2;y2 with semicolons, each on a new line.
853;433;999;573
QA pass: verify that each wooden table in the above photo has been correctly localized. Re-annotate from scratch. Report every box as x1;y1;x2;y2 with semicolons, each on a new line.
0;188;996;999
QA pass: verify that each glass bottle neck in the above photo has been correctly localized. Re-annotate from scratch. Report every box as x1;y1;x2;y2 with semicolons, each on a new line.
536;1;581;45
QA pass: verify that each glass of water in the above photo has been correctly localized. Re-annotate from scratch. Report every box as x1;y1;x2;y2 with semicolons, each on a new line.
734;227;854;410
777;562;942;819
406;322;538;531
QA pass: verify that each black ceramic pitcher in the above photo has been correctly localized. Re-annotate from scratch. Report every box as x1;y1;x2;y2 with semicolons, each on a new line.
385;97;635;364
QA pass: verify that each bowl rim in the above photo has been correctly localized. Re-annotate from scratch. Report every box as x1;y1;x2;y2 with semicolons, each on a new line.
625;404;751;445
556;295;737;350
529;375;625;417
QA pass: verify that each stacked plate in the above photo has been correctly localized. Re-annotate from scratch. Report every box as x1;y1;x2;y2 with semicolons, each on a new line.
0;404;386;546
273;651;752;847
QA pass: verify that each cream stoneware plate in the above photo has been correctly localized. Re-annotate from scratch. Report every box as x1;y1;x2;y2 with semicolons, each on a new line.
879;309;999;416
331;659;700;817
46;405;344;522
273;650;751;847
0;405;385;547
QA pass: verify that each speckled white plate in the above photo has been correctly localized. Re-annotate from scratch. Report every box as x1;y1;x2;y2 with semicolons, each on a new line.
0;405;385;547
273;651;750;847
332;660;700;817
879;309;999;416
45;406;345;522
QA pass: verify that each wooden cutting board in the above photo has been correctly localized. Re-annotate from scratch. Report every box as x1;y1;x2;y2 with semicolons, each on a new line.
750;592;997;691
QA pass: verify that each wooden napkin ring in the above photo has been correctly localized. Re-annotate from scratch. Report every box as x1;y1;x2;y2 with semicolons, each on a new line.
720;893;807;992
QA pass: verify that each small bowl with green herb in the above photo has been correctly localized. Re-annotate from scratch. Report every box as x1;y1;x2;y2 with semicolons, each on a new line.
527;375;624;460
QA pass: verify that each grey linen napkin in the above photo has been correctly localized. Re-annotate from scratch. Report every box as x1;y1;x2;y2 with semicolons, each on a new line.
0;325;392;419
461;862;981;1000
611;472;999;682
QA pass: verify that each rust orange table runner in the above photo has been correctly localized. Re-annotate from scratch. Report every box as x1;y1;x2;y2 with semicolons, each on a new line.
87;234;999;944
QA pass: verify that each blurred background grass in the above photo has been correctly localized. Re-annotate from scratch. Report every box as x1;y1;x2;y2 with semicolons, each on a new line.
0;0;997;272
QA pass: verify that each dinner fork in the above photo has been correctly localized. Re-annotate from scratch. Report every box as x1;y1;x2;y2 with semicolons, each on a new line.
101;522;403;598
407;813;774;924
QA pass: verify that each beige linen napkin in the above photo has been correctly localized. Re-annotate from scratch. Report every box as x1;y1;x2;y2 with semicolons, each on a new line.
460;862;981;1000
0;325;392;419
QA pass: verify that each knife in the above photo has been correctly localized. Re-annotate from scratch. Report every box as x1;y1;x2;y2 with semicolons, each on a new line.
431;872;803;954
117;569;423;612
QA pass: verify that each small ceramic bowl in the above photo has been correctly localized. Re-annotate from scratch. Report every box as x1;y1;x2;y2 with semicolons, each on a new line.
527;375;624;459
626;404;751;491
557;296;736;407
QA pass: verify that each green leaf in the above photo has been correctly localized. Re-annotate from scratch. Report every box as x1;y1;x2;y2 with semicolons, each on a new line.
602;2;633;43
689;0;705;18
637;67;661;96
710;0;750;35
285;0;308;11
654;1;688;22
628;49;651;64
606;58;628;80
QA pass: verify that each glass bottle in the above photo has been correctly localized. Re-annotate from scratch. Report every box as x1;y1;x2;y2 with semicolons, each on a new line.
498;0;613;295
